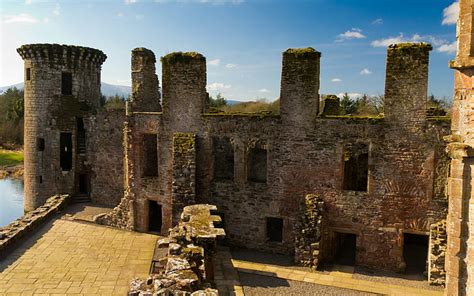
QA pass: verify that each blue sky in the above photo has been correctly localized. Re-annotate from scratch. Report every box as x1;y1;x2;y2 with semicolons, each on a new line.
0;0;459;101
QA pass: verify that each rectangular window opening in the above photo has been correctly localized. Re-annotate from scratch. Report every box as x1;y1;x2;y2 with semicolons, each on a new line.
148;200;162;233
38;175;42;184
61;72;72;95
143;134;158;177
249;147;267;183
343;143;368;192
213;137;234;181
76;118;86;154
26;68;31;81
37;138;45;151
60;132;73;171
266;217;283;242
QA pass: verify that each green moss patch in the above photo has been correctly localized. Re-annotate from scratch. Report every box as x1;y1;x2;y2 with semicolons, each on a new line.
284;47;321;58
161;52;205;64
389;42;433;51
0;150;24;167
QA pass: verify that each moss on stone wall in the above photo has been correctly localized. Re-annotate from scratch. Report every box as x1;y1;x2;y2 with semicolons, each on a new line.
284;47;321;58
161;52;205;64
388;42;433;52
173;133;195;153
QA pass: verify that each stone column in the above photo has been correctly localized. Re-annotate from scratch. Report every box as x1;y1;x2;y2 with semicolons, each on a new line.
279;47;321;127
446;1;474;295
131;48;161;112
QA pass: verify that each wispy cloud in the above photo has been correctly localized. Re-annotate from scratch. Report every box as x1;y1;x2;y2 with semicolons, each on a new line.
207;82;231;91
117;12;124;17
2;13;38;24
371;33;447;48
258;88;270;93
360;68;372;75
331;78;342;82
337;93;363;100
437;41;457;54
372;18;383;25
442;1;459;25
337;28;366;41
53;3;60;16
125;0;138;4
155;0;244;4
225;63;237;68
208;59;221;66
25;0;32;4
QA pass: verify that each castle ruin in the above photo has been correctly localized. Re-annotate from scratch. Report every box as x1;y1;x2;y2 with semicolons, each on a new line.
17;36;453;286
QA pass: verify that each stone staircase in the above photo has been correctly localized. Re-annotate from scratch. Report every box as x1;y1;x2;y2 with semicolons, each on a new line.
72;194;91;203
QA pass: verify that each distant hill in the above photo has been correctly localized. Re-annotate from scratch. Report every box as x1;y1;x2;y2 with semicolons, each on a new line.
0;82;131;97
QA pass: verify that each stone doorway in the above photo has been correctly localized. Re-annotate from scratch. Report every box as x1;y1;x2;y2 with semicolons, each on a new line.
148;200;162;233
333;232;357;266
403;233;428;276
78;173;89;195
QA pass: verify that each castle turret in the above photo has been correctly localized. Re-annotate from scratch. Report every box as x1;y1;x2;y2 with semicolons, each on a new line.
17;44;106;211
384;43;432;125
279;47;321;126
130;48;161;112
161;52;207;130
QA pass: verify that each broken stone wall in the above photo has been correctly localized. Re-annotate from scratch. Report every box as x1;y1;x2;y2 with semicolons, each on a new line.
429;219;447;286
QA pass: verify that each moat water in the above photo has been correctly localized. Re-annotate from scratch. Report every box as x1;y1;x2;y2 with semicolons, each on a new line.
0;179;24;227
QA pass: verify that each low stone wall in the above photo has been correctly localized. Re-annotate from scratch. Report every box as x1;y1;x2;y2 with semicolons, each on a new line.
429;219;447;286
129;204;225;295
0;194;70;258
0;165;24;179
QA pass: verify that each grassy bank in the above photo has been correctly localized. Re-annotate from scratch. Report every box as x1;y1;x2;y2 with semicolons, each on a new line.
0;149;24;167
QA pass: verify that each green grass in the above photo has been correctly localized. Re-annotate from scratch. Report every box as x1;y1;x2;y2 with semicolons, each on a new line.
0;150;24;166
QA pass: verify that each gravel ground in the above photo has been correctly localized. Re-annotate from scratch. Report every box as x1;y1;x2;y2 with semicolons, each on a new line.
239;272;379;296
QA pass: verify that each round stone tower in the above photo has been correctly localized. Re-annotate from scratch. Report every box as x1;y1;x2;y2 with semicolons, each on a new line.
17;44;107;211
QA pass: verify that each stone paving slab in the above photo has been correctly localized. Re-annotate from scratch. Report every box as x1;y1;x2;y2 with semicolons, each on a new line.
0;218;157;295
231;259;443;296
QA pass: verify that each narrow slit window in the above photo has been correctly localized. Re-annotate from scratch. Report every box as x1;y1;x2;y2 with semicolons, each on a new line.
61;72;72;95
266;217;283;242
60;132;73;171
343;143;369;192
248;147;267;183
76;118;86;154
37;138;45;151
213;137;234;181
26;68;31;81
143;134;158;177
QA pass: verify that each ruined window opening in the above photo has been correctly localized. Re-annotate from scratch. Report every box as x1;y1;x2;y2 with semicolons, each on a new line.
97;72;100;85
343;143;368;191
60;132;73;171
266;217;283;242
143;134;158;177
26;68;31;81
333;232;357;266
37;138;45;151
213;137;234;181
38;176;42;184
249;148;267;183
148;200;162;233
79;174;89;194
76;118;86;154
61;72;72;95
403;233;429;276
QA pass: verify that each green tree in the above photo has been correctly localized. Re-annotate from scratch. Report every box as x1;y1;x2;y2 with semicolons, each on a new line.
0;87;24;122
340;93;357;115
209;93;227;108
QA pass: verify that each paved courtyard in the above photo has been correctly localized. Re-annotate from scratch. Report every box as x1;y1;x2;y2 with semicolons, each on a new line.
0;218;157;295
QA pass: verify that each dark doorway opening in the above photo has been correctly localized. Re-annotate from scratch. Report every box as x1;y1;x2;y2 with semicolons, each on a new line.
333;232;357;266
60;132;73;171
79;174;89;195
403;233;429;276
143;134;158;177
249;148;267;183
148;201;162;233
266;217;283;242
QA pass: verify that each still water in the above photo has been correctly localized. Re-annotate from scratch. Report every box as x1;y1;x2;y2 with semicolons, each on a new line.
0;179;24;227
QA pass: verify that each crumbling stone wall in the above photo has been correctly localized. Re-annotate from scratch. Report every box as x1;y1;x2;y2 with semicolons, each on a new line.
129;204;224;295
429;219;447;286
295;194;324;269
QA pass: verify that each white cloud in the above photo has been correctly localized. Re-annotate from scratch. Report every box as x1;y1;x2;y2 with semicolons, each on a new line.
125;0;138;4
442;1;459;25
53;3;60;16
337;93;363;100
371;33;444;47
337;28;366;41
360;68;372;75
437;41;457;54
25;0;32;4
117;12;124;17
2;13;38;24
155;0;243;4
207;82;231;91
258;88;270;93
43;17;49;23
371;33;406;47
372;18;383;25
331;78;342;82
208;59;221;66
225;63;237;68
